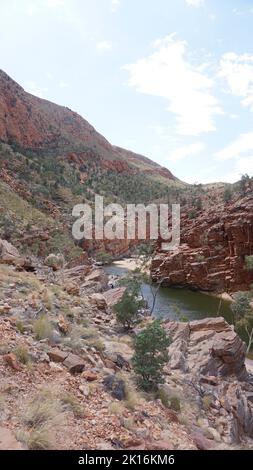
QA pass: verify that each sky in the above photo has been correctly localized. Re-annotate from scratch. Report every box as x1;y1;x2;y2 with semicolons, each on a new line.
0;0;253;184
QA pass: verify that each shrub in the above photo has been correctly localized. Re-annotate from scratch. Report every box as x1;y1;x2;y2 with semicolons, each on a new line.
33;315;53;341
60;392;84;418
132;320;171;391
16;319;25;334
202;394;213;410
231;291;253;354
223;186;232;202
13;344;30;365
96;252;113;265
169;395;181;412
245;255;253;271
114;291;141;329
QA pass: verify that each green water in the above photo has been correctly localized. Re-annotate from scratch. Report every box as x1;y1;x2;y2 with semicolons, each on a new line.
104;264;233;323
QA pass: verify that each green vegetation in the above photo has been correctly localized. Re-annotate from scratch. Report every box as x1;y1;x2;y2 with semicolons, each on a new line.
223;185;233;202
96;252;113;265
33;315;53;341
114;290;144;329
13;344;30;365
132;320;171;391
245;255;253;271
231;292;253;354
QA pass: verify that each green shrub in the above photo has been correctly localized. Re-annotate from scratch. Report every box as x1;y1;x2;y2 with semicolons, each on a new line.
114;291;141;329
132;320;171;391
33;316;53;341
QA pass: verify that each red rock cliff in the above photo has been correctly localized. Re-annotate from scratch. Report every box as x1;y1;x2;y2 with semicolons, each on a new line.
151;194;253;292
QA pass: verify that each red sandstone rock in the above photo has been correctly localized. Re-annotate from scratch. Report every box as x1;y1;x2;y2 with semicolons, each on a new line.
152;195;253;292
3;353;22;371
82;370;98;382
165;317;248;380
0;239;25;267
48;348;68;363
63;353;85;374
103;287;126;307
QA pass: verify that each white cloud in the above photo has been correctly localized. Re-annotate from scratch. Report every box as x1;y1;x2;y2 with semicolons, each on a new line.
25;81;48;98
216;132;253;161
218;52;253;110
124;35;222;136
111;0;120;12
96;40;112;51
45;0;64;8
185;0;204;7
59;81;69;88
168;142;205;162
216;156;253;183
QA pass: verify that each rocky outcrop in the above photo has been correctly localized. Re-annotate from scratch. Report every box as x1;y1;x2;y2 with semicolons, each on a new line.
152;194;253;292
164;318;253;443
0;239;25;267
165;317;248;380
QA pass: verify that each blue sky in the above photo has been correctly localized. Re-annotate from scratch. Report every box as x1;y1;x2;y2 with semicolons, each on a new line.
1;0;253;183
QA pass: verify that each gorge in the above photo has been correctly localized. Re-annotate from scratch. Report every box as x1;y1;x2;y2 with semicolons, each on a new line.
0;70;253;452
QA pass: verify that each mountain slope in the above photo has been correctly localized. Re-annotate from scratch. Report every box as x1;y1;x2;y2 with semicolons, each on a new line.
0;69;176;184
0;70;184;258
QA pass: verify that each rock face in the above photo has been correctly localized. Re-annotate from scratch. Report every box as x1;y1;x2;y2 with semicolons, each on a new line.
0;239;25;266
165;317;248;380
151;194;253;292
165;318;253;443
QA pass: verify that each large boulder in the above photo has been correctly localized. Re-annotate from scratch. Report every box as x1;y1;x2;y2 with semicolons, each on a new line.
103;287;126;307
165;317;248;381
0;239;25;267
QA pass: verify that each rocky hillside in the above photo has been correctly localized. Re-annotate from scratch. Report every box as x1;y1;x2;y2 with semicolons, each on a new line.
0;70;176;182
0;70;185;259
0;241;252;450
151;188;253;293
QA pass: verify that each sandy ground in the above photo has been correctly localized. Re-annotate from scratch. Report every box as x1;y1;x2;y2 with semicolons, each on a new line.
113;257;147;272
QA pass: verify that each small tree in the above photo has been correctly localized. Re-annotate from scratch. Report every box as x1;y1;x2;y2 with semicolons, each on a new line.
132;320;171;391
231;292;253;354
245;255;253;271
223;186;232;203
119;269;143;297
114;291;142;330
96;252;113;265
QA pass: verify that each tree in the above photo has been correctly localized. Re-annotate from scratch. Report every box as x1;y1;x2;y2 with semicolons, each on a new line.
119;269;143;298
96;252;113;265
239;174;250;195
245;255;253;271
223;186;232;203
132;320;171;391
114;291;143;330
231;292;253;354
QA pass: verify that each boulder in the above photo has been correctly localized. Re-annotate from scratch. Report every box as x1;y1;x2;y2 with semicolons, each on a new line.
89;293;107;310
102;340;133;366
103;375;126;400
165;318;248;381
103;287;126;307
0;239;25;267
47;348;68;363
63;353;85;374
82;370;98;382
3;353;22;371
